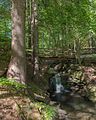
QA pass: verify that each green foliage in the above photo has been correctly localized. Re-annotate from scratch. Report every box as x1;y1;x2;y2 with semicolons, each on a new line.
0;0;11;70
34;102;56;120
0;77;26;91
1;0;96;53
0;0;11;41
38;0;96;51
1;0;96;55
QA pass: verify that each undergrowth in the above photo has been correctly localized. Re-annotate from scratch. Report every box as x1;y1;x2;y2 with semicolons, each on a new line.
34;102;56;120
0;77;56;120
0;77;26;94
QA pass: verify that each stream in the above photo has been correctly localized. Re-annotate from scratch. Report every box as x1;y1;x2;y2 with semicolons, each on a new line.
54;94;96;120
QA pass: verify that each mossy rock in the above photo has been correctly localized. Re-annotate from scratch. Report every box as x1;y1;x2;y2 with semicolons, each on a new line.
87;83;96;102
71;70;83;83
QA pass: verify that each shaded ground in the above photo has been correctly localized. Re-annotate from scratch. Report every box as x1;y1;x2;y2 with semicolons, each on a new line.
61;95;96;120
0;89;23;120
0;86;96;120
49;93;96;120
0;88;43;120
0;84;55;120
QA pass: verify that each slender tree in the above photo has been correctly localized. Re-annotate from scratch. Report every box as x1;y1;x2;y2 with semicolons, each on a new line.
31;0;39;80
7;0;26;84
26;0;32;48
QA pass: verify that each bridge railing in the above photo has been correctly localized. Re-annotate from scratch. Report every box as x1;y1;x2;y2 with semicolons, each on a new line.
38;48;75;57
81;47;96;55
27;47;96;58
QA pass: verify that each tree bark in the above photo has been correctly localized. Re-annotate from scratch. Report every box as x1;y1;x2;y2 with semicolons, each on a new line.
7;0;26;84
26;0;32;48
31;0;39;80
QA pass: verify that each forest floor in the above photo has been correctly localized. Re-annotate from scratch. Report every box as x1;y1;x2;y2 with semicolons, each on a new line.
0;83;96;120
0;92;27;120
0;86;54;120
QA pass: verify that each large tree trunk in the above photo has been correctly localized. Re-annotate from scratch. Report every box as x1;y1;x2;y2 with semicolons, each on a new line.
7;0;26;84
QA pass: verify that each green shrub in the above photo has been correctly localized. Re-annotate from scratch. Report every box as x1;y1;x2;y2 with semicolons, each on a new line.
0;77;26;92
34;102;56;120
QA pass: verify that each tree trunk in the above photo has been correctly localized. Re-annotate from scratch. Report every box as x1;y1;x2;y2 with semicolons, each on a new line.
26;0;32;48
31;0;39;80
7;0;26;84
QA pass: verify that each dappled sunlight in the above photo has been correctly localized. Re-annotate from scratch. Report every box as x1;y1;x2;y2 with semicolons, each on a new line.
1;0;96;119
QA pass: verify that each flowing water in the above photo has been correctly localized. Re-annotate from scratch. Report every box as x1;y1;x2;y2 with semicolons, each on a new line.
56;94;96;120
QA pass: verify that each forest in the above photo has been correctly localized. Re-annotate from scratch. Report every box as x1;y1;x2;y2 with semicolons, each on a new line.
0;0;96;120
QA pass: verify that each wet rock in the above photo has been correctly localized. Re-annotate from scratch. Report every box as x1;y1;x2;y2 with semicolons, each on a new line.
66;95;86;110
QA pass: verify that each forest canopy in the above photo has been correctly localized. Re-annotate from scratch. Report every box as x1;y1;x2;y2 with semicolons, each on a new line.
1;0;96;49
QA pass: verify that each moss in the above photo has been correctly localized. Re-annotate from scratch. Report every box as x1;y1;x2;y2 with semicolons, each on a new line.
87;84;96;102
34;102;56;120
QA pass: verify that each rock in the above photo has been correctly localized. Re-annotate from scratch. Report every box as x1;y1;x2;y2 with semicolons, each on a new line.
76;112;92;120
28;108;41;120
87;83;96;102
82;66;96;102
57;108;69;120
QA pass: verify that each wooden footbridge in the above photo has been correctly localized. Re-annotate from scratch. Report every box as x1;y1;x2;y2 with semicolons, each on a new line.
38;47;96;58
27;47;96;64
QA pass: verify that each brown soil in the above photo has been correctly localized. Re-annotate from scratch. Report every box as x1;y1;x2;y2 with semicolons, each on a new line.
0;88;41;120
